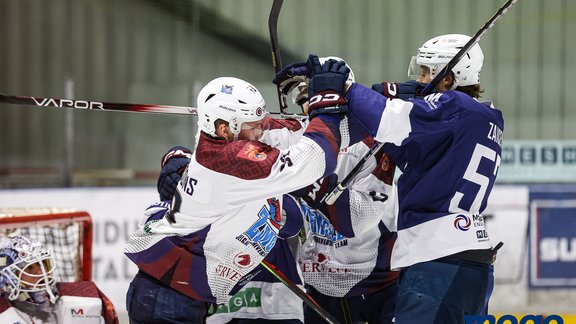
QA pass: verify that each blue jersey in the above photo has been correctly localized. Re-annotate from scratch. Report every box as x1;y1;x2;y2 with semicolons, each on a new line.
347;83;504;268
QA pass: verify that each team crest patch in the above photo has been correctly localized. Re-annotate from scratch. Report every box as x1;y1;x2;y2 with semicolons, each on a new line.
237;144;267;161
221;84;233;94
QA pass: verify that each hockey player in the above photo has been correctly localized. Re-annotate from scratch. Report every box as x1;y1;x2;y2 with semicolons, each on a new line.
330;34;501;323
125;63;367;323
276;35;501;322
275;59;399;324
153;120;308;323
291;141;399;324
0;235;118;324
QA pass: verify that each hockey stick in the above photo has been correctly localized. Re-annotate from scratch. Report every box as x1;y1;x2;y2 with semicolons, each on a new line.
0;93;307;121
324;0;520;205
0;93;197;115
323;142;384;205
268;0;288;114
420;0;519;95
260;259;342;324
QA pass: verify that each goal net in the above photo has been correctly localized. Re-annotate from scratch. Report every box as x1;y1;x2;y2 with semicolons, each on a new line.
0;208;92;282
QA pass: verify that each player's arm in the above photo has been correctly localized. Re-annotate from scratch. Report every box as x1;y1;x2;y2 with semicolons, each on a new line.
335;144;397;236
289;140;396;237
221;56;371;202
371;79;429;100
259;115;308;149
343;150;398;234
157;146;192;201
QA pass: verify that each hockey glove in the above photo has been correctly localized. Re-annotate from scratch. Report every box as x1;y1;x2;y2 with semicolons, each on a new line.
371;79;430;100
306;54;350;119
272;61;309;96
289;173;338;209
157;146;192;201
291;81;309;107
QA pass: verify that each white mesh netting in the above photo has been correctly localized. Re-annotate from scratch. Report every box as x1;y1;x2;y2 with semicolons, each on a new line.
0;208;90;282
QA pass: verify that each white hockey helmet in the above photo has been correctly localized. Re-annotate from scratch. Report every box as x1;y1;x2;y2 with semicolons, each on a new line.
410;34;484;88
0;236;58;304
319;56;355;84
197;77;266;139
292;56;355;105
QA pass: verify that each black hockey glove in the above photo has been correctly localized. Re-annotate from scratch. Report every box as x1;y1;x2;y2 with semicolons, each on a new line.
290;173;338;209
157;146;192;201
272;61;308;96
371;79;431;100
306;54;350;119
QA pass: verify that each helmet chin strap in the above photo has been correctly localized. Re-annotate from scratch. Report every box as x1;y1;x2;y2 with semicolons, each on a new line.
45;285;58;304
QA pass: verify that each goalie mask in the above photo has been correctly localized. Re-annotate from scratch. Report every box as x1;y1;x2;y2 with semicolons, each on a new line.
197;77;267;140
0;236;58;304
408;34;484;88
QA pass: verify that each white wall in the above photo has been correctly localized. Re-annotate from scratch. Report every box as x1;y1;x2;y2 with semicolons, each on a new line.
0;187;157;321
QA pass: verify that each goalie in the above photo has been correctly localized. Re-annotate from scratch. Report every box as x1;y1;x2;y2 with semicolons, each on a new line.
0;235;118;324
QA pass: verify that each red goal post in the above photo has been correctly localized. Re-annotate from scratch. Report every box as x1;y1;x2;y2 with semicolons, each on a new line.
0;208;93;282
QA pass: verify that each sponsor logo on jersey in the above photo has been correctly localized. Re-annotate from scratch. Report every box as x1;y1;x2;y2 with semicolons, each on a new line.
236;198;282;256
301;203;346;246
236;270;261;287
454;214;472;231
215;264;242;282
233;252;252;268
70;308;100;319
476;230;489;239
143;219;160;233
237;144;267;161
71;308;84;316
300;258;352;273
215;287;262;313
316;252;329;263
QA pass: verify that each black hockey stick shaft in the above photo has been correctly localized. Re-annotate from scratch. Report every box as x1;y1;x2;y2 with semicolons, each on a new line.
421;0;519;95
268;0;288;114
324;142;384;205
260;259;342;324
0;93;308;121
325;0;520;205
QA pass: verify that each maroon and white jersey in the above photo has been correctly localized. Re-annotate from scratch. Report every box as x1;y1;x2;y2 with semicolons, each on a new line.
0;282;118;324
125;115;343;304
298;139;400;297
206;117;307;322
259;116;307;149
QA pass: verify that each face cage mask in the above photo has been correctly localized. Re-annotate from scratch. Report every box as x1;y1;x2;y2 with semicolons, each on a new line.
407;56;447;83
1;251;58;304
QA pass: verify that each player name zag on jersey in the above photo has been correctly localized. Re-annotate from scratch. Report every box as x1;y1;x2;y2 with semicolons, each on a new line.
487;122;503;148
